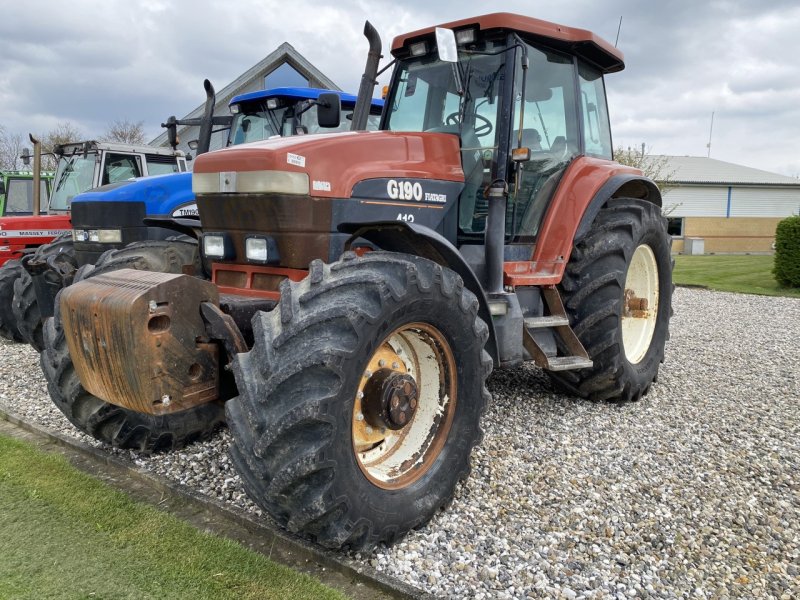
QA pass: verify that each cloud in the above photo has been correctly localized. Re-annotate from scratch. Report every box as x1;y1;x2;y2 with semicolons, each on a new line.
1;0;798;176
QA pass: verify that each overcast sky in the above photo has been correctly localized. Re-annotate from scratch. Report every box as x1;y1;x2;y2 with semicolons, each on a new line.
1;0;798;176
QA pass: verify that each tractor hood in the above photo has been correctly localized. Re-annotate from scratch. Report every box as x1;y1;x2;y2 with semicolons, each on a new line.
71;172;194;217
192;131;465;199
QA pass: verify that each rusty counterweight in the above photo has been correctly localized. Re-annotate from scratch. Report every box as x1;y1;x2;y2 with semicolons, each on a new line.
60;269;222;415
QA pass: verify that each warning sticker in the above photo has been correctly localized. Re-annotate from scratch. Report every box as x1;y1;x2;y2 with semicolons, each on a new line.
287;153;306;167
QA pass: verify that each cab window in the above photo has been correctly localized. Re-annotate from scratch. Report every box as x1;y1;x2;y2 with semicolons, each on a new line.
102;153;142;185
578;62;613;159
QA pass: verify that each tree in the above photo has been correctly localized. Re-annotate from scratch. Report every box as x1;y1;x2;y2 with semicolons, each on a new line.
39;122;84;170
0;125;25;171
100;119;145;145
614;143;679;215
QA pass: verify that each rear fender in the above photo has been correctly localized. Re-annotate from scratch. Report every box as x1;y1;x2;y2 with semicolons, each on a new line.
574;174;662;242
342;221;499;365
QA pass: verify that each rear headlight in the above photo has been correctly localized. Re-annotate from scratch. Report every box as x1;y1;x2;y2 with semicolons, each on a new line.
203;234;226;258
455;28;477;45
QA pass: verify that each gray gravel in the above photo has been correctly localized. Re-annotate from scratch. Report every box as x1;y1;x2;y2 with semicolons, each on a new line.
1;287;798;599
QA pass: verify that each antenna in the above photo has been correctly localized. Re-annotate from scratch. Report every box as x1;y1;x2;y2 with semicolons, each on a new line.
615;16;623;47
706;111;715;158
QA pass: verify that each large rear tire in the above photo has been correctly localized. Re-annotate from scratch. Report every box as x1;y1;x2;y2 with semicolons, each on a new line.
0;259;25;342
548;198;673;402
12;237;76;351
41;239;224;453
227;252;492;550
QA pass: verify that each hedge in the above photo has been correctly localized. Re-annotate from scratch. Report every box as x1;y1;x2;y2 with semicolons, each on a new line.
773;215;800;288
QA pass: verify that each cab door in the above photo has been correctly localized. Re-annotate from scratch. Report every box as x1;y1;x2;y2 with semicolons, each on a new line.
99;153;143;186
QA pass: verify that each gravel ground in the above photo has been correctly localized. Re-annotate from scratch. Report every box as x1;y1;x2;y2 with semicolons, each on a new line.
1;287;798;599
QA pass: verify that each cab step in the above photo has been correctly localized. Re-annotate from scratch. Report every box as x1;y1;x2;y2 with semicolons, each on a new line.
522;286;593;372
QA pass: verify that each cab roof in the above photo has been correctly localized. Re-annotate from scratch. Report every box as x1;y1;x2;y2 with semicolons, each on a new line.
391;12;625;74
54;141;185;157
230;87;384;109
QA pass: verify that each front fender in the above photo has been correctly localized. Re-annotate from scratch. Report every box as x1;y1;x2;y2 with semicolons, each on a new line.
341;220;499;365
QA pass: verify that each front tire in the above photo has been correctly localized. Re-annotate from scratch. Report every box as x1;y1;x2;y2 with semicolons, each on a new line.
13;237;76;351
227;252;492;550
548;198;673;402
40;239;224;453
0;259;25;342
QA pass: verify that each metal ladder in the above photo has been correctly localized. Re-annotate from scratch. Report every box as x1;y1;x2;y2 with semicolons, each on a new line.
522;286;593;371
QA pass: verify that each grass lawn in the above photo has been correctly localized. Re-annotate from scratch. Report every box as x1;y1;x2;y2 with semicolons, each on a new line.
0;434;346;600
673;254;800;298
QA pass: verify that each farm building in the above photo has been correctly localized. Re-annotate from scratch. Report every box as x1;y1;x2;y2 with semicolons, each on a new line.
150;42;339;155
657;156;800;254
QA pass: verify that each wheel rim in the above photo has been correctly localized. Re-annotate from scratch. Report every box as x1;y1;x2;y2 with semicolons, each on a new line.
352;322;457;490
621;244;659;364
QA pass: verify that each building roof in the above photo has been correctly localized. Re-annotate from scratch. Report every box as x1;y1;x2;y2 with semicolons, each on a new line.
151;42;341;147
654;155;800;187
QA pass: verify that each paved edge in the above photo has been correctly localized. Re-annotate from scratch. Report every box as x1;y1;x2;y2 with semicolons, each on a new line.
0;407;431;600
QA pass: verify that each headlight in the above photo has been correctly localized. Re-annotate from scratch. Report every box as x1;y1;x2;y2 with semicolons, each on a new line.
85;229;122;243
203;234;227;258
193;170;309;195
245;237;268;263
73;229;88;242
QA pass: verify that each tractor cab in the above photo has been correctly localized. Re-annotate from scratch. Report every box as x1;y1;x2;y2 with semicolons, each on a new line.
0;171;53;216
383;18;618;248
227;87;383;144
49;141;187;214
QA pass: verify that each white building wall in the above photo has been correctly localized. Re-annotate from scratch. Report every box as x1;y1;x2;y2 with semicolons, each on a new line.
728;188;800;217
662;186;728;217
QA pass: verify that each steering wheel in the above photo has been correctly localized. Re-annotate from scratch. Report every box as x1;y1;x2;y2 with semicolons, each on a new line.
445;112;493;137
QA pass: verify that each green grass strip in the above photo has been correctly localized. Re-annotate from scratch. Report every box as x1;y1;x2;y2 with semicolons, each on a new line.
0;434;347;600
673;255;800;298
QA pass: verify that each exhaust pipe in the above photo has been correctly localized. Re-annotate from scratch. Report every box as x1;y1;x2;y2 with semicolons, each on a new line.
195;79;216;155
29;134;42;216
350;21;382;132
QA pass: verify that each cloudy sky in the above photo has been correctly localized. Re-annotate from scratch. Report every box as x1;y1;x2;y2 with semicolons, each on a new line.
1;0;798;176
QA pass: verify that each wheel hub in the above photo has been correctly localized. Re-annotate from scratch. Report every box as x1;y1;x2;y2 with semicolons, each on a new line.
363;369;418;430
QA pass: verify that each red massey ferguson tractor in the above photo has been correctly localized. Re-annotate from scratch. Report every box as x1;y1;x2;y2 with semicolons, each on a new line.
45;13;672;550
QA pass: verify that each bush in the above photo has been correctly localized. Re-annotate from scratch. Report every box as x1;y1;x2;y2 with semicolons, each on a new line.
773;215;800;288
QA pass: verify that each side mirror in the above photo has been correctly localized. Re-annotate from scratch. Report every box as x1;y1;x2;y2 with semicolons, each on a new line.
162;115;179;149
0;180;5;196
20;148;31;167
317;92;341;128
435;27;458;63
187;139;199;151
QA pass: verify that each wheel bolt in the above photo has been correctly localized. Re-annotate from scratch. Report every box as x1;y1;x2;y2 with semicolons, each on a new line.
364;370;372;378
392;362;400;370
397;412;406;424
378;359;386;367
357;391;364;399
356;412;364;421
410;398;417;409
366;426;373;434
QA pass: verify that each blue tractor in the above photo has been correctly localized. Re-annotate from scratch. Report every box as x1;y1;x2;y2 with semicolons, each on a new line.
14;85;384;357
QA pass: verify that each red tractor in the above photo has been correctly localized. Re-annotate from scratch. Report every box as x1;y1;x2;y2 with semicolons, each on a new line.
45;13;672;550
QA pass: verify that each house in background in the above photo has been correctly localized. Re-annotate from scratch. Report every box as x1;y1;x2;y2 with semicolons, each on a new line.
150;42;340;155
657;156;800;254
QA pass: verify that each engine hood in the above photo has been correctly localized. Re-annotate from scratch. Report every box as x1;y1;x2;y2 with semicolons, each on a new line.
71;172;194;217
192;131;465;199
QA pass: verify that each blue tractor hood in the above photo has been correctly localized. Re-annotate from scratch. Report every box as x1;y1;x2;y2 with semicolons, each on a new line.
70;172;195;218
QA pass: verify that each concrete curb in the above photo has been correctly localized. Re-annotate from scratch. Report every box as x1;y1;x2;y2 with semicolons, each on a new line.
0;407;432;600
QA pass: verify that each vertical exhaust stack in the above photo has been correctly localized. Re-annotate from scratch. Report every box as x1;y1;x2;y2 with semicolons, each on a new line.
195;79;217;155
29;134;42;216
351;21;382;131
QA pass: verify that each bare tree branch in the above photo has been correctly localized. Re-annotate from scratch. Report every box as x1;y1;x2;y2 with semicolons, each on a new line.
100;119;146;145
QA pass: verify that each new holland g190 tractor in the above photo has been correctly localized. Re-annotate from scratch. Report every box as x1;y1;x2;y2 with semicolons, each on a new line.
43;13;672;551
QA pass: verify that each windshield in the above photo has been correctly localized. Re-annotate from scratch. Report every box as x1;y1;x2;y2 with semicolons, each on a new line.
50;153;97;211
386;41;508;233
229;99;382;145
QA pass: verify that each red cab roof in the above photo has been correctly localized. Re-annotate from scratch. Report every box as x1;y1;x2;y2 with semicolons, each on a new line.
391;12;624;73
